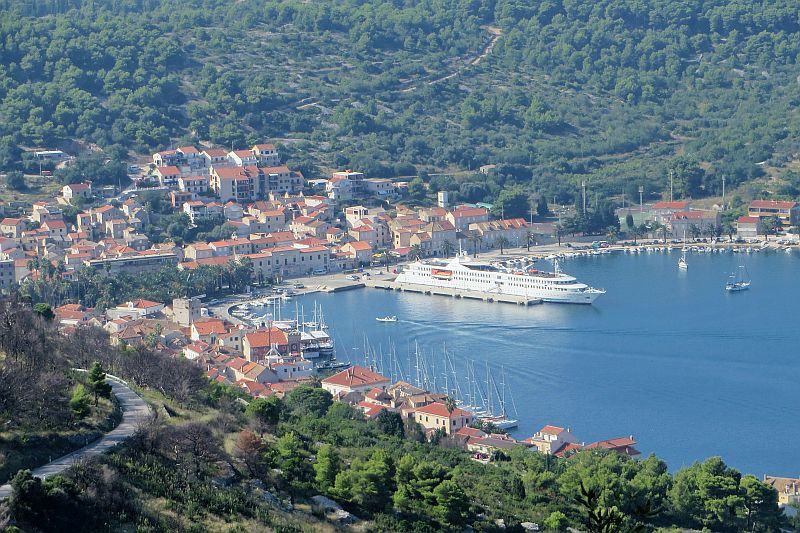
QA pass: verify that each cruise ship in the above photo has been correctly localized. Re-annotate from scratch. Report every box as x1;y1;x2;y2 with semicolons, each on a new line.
394;253;605;304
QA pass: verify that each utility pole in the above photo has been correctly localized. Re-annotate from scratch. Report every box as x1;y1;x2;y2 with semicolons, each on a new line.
638;185;644;213
581;181;587;215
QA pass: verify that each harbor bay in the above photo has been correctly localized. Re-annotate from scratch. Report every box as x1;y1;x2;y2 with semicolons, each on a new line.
295;248;800;476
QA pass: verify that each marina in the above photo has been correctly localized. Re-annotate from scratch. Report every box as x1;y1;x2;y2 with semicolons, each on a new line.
288;248;800;475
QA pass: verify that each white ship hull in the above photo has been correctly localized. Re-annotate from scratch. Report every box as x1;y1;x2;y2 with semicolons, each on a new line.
395;254;604;304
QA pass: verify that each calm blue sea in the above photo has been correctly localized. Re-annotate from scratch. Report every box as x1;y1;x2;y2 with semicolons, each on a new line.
293;249;800;475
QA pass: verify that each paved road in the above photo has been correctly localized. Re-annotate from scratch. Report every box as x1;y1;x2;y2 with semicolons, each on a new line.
0;375;151;499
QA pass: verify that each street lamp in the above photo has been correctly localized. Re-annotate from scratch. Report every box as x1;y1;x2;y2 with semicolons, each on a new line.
638;186;644;213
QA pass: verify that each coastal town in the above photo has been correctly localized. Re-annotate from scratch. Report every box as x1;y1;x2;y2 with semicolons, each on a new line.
2;142;800;502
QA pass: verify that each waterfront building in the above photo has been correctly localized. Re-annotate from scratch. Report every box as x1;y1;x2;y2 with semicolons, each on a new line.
650;201;690;224
524;425;580;455
748;200;799;227
584;436;641;457
736;216;760;239
763;475;800;506
412;402;475;435
467;434;529;455
669;210;720;236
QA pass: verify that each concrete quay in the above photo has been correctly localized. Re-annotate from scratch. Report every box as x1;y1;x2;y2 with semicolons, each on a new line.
364;278;542;306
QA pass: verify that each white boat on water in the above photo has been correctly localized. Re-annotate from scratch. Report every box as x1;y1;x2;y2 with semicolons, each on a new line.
478;414;518;430
725;265;751;292
375;316;398;322
678;231;688;270
394;252;604;304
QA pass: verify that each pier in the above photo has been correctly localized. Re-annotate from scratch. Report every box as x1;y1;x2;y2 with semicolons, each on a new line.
364;279;542;305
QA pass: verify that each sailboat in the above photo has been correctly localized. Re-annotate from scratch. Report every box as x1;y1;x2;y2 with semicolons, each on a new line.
476;364;519;430
725;265;751;292
678;230;688;270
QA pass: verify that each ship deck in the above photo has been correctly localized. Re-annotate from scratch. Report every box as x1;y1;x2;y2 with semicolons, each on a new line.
364;278;543;305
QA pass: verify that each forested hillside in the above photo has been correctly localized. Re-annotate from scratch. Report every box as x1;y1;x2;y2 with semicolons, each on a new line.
1;0;800;206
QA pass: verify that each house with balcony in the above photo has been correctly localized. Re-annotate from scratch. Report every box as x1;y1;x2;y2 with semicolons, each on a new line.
763;475;800;507
748;200;799;227
252;143;280;166
524;425;580;455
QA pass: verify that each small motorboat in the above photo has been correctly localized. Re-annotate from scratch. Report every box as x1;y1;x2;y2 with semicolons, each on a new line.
375;315;398;322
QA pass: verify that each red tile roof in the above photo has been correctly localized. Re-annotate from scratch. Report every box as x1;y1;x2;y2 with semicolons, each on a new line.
554;442;585;458
414;402;472;418
157;166;181;175
671;210;714;220
450;207;488;218
750;200;797;210
455;426;486;438
322;365;389;388
738;216;759;224
262;165;290;174
192;319;228;335
345;241;372;251
356;401;386;419
539;425;566;435
584;437;641;456
244;328;289;348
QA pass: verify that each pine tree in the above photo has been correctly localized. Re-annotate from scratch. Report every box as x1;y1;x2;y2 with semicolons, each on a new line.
313;443;340;493
87;361;112;406
70;384;92;419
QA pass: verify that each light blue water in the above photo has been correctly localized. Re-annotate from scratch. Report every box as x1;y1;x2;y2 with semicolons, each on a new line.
297;249;800;475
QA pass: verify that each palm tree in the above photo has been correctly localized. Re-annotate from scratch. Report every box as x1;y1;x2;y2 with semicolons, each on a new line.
377;249;392;271
496;236;510;255
467;231;483;258
629;225;640;245
605;226;619;244
441;239;455;258
445;396;457;414
721;221;735;242
524;229;535;251
650;222;669;244
409;244;424;261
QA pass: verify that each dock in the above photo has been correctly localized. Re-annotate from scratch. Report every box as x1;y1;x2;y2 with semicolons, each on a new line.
364;279;542;305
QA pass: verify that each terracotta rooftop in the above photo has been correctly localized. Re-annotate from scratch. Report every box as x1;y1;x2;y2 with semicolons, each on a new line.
322;365;389;388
